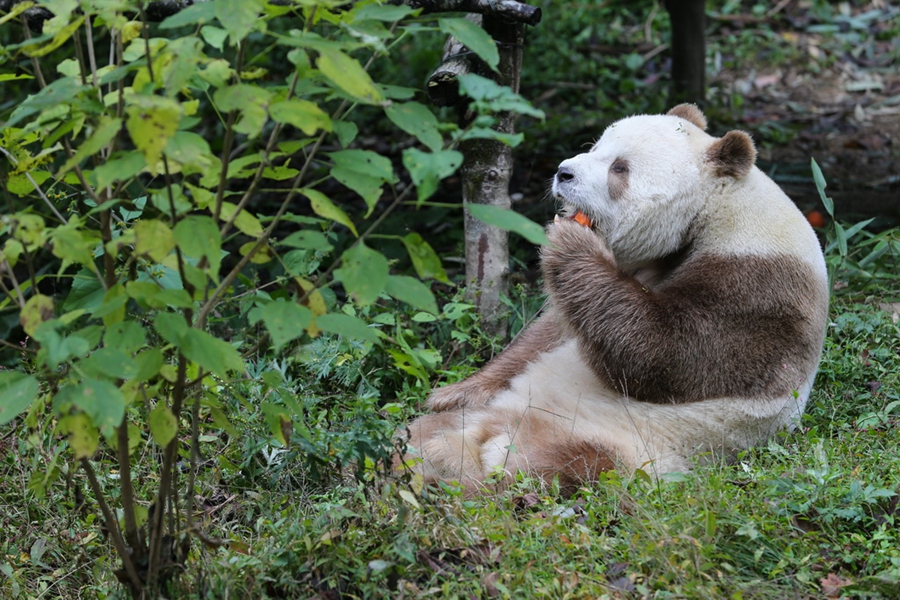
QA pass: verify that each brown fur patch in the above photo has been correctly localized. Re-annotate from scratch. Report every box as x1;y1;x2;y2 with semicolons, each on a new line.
528;439;617;494
428;310;565;412
667;103;708;131
475;409;617;494
608;158;630;201
541;221;829;403
706;131;757;178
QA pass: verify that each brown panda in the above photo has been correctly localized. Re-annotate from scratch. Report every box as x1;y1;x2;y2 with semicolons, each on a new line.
399;104;830;493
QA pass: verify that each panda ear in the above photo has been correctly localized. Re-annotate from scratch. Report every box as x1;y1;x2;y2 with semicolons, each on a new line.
667;103;707;131
706;130;757;178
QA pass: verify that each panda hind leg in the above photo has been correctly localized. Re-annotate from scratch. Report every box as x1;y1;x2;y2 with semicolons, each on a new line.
479;411;617;495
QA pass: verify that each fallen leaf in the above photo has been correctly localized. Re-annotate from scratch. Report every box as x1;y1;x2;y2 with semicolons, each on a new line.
820;573;853;598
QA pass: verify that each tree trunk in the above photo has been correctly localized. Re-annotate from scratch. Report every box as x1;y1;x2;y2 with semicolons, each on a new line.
461;16;524;339
665;0;706;105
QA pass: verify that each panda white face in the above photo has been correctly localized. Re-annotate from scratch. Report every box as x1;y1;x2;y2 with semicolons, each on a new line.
552;114;713;268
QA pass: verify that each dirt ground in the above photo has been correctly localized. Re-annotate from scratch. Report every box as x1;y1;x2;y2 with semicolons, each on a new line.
718;12;900;225
510;2;900;228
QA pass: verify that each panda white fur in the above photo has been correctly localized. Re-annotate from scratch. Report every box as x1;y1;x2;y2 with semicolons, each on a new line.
400;104;830;493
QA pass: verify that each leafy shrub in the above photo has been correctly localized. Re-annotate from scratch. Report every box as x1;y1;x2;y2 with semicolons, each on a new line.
0;0;544;595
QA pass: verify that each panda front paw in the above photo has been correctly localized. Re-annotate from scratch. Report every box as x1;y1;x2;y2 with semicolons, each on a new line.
427;378;500;412
541;220;614;293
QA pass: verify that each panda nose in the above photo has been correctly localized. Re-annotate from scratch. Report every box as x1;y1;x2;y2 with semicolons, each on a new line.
556;166;575;184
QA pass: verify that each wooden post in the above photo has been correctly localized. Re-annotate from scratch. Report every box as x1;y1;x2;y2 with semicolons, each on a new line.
665;0;707;105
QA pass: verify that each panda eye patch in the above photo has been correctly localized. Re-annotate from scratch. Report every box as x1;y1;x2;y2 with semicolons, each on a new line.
610;160;629;175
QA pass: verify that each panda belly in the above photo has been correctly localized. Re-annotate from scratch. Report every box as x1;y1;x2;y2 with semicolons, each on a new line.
479;340;811;478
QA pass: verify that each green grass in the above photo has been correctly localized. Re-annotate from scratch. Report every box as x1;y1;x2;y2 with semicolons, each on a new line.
3;282;898;599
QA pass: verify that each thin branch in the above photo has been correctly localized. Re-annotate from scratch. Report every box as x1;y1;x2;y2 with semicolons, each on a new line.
81;458;144;595
116;420;144;565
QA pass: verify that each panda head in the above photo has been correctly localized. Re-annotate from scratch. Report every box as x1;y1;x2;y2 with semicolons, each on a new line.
552;104;758;268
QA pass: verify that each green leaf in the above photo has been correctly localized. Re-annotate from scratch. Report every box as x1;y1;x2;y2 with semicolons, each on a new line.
134;219;175;263
58;116;121;178
401;233;450;283
353;4;417;21
219;202;263;237
316;49;383;105
181;329;244;379
213;84;272;138
160;1;217;28
56;379;126;431
260;402;291;446
20;294;54;336
154;311;189;346
333;121;358;147
23;16;84;57
385;275;438;315
328;149;398;215
334;243;388;306
458;74;545;119
105;321;147;354
0;372;39;426
402;148;463;203
302;188;358;236
154;312;242;377
215;0;265;45
133;348;164;382
248;300;313;351
385;102;443;152
457;126;524;147
51;220;99;269
316;313;379;344
835;222;848;258
79;348;138;381
279;230;333;252
93;151;146;190
269;99;332;136
467;204;548;245
810;158;834;218
174;215;222;275
58;413;99;459
33;324;91;369
200;25;229;51
6;76;90;129
399;489;421;509
438;18;499;72
148;404;178;447
164;131;214;172
126;96;183;175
